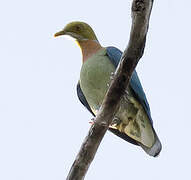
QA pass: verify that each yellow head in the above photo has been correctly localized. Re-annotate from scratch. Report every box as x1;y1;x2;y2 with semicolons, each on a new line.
54;21;98;42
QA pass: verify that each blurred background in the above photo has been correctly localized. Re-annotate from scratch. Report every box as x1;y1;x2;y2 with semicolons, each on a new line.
0;0;190;179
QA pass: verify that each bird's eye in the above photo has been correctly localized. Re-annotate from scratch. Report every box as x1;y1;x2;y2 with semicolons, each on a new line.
75;25;81;31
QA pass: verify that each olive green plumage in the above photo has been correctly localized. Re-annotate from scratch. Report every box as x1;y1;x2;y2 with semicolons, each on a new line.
55;21;162;157
54;21;98;41
80;48;154;147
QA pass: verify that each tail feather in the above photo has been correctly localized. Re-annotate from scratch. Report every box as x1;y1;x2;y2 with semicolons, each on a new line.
138;129;162;157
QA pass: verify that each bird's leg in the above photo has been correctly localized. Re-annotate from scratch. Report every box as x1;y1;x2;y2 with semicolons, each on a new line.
89;117;96;125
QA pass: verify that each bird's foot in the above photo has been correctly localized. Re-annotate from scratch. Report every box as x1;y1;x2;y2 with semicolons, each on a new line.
89;117;95;125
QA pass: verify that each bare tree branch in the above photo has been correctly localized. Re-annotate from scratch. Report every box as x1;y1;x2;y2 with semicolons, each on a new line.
66;0;154;179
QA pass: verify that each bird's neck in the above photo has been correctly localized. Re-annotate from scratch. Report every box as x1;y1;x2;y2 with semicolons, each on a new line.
77;40;102;63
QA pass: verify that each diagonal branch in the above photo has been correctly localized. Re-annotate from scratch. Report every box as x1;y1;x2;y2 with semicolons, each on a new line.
66;0;154;179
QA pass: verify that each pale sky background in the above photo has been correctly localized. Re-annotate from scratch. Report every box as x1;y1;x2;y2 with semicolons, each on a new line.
0;0;190;179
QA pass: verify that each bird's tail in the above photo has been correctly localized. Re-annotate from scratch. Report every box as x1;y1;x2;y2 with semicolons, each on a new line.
138;129;162;157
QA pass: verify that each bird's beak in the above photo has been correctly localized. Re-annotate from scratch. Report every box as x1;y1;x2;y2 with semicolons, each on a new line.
54;30;66;37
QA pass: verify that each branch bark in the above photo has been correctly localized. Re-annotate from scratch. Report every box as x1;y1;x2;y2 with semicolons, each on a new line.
66;0;154;179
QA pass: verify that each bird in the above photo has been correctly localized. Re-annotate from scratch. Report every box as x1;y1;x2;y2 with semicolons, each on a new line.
54;21;162;157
